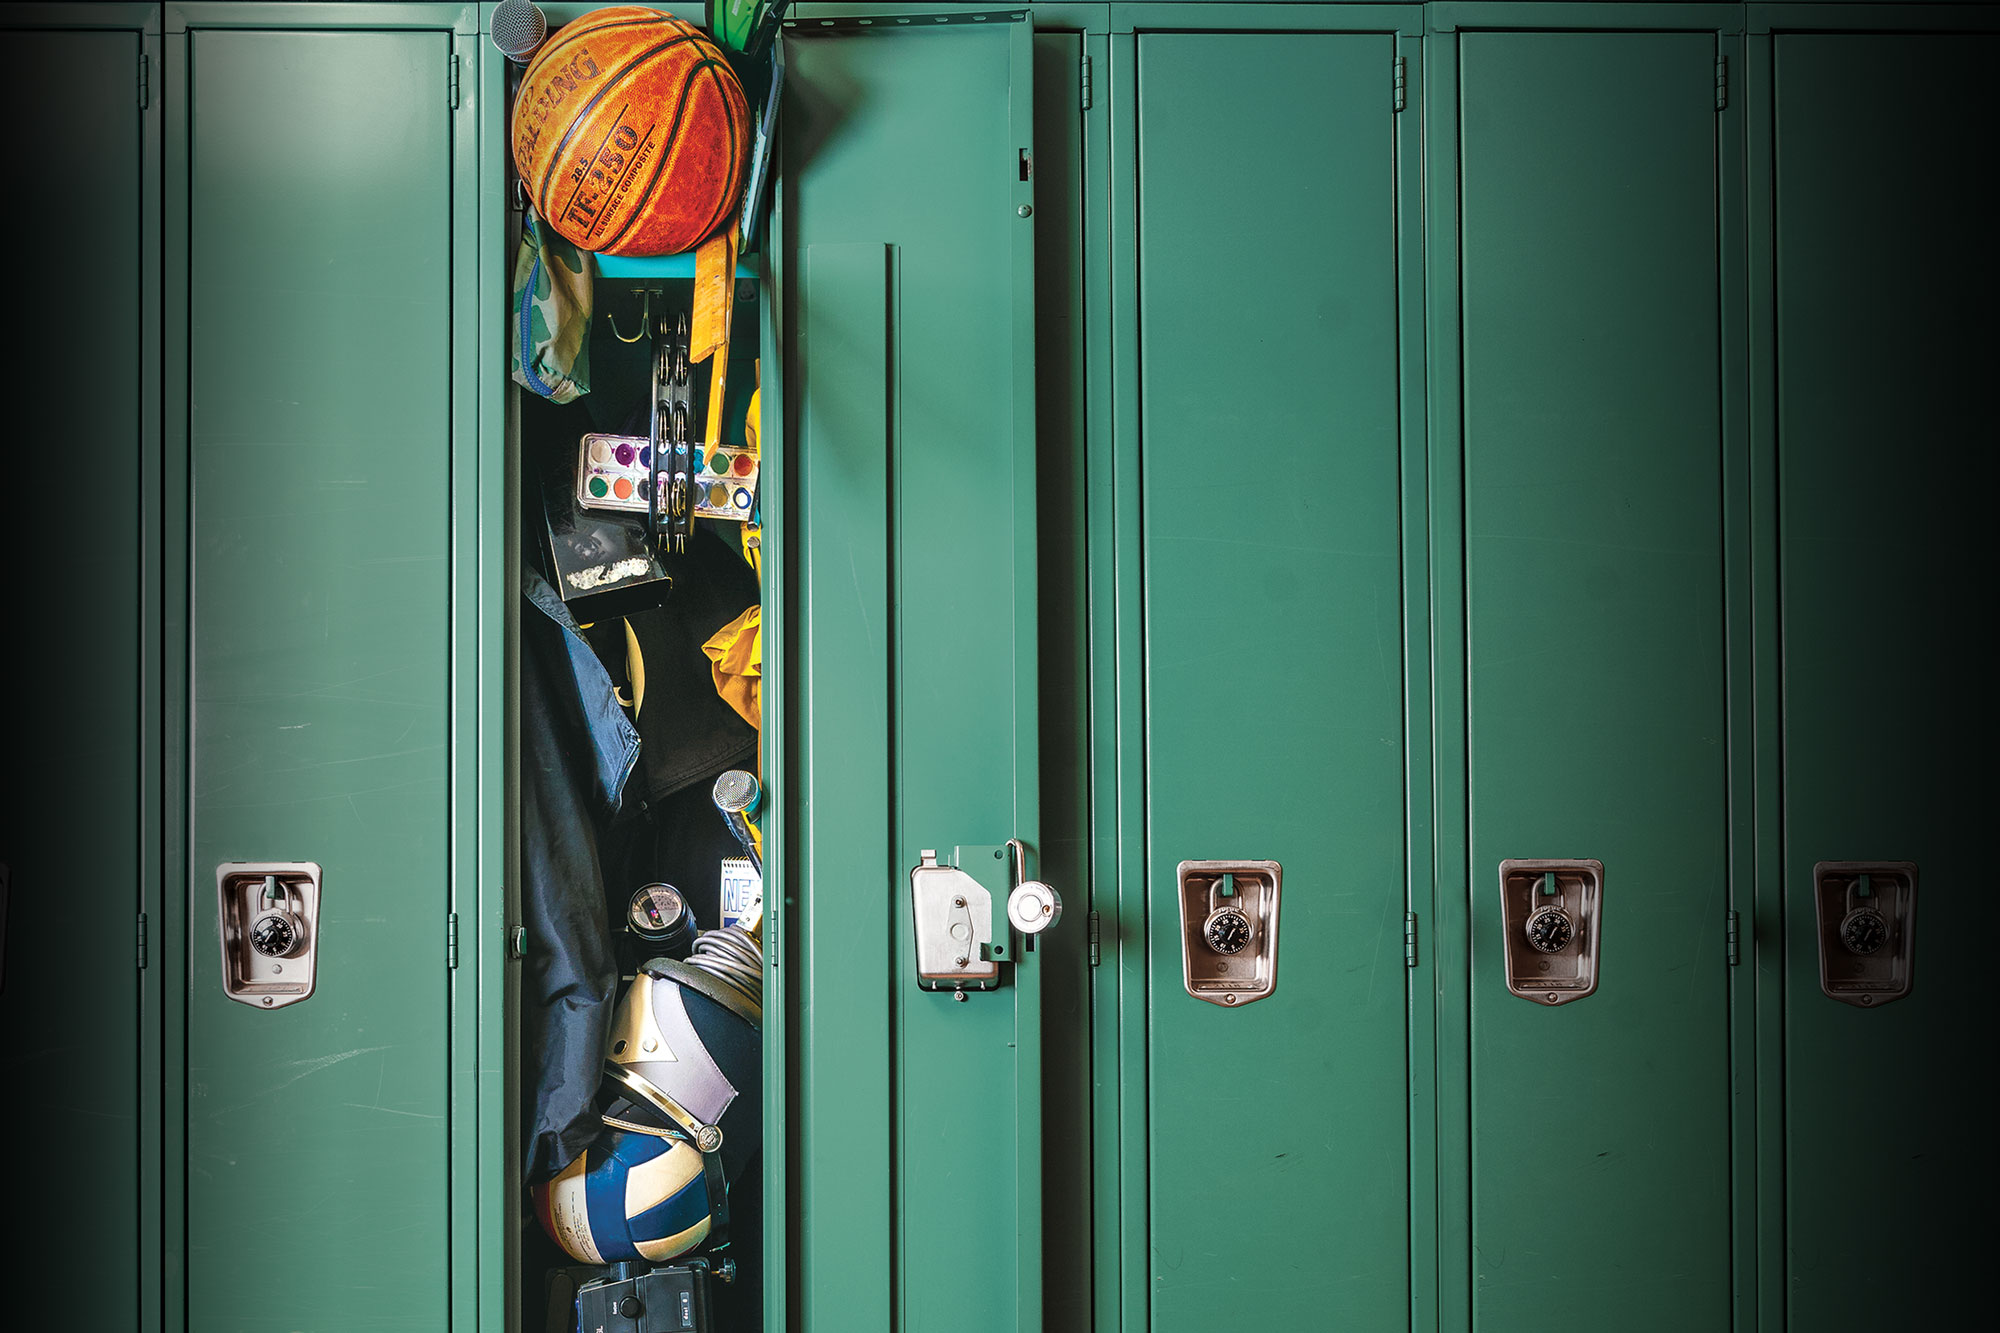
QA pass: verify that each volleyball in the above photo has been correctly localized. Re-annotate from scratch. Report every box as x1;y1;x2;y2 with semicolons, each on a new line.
511;7;749;256
534;1126;714;1264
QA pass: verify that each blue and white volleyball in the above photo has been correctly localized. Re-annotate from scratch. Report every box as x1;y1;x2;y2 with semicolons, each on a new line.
533;1127;712;1264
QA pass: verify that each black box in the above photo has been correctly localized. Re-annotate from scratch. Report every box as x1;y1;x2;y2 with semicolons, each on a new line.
540;429;673;622
574;1261;714;1333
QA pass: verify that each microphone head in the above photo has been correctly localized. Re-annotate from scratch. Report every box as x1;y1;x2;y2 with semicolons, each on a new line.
712;769;761;816
491;0;547;65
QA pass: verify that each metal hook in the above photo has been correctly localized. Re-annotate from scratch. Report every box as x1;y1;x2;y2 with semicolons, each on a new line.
608;289;652;343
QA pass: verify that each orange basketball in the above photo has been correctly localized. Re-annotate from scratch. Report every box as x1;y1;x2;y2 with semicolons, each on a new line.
511;7;749;257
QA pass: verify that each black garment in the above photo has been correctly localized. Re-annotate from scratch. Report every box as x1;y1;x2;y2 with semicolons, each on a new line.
620;523;760;804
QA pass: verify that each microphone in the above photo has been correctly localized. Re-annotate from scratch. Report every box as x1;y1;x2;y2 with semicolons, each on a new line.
711;770;763;877
490;0;548;65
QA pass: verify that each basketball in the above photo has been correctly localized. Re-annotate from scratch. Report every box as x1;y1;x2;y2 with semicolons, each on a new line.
511;7;749;257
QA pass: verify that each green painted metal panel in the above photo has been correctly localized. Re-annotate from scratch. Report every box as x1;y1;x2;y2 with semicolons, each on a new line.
184;29;453;1332
1421;29;1476;1333
1137;31;1411;1330
1105;31;1152;1333
1742;35;1787;1333
0;27;145;1333
1773;33;1999;1330
1030;27;1096;1333
785;18;1041;1332
1460;31;1733;1331
794;237;895;1332
446;26;492;1333
1390;36;1442;1333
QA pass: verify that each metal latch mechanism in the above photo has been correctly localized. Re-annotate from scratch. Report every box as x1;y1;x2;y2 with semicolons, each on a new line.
1813;861;1916;1007
1498;859;1602;1006
217;862;324;1009
911;840;1061;998
912;850;1001;994
1177;860;1282;1007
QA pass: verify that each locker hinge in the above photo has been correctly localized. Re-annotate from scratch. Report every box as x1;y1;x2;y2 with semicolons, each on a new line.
446;912;460;969
138;53;150;110
447;52;461;110
1404;911;1418;967
137;912;148;970
1394;55;1407;113
1726;910;1741;966
1087;910;1101;967
1714;55;1728;111
1080;52;1092;111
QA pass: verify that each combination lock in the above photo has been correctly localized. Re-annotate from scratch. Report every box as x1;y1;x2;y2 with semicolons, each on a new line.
1525;905;1575;954
1840;906;1887;955
1202;878;1253;956
249;877;307;959
1205;908;1251;954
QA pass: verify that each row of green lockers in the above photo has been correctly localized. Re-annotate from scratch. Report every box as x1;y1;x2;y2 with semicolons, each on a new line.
2;4;1992;1331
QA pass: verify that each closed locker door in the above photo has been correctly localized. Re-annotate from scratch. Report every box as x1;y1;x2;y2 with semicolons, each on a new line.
181;30;454;1330
1136;33;1413;1328
1459;33;1734;1329
0;25;148;1332
1773;33;1999;1327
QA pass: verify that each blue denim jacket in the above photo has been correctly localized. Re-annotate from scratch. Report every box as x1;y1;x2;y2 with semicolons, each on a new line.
520;568;639;1182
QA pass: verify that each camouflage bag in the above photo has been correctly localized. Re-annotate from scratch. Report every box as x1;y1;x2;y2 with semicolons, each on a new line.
513;207;593;403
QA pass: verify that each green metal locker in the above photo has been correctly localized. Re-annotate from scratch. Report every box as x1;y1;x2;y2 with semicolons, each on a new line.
30;2;1990;1329
0;17;154;1332
171;18;471;1330
1130;27;1417;1330
1457;28;1736;1330
1769;28;2000;1329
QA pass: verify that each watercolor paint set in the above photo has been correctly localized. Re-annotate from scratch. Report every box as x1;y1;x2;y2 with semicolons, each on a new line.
576;432;759;523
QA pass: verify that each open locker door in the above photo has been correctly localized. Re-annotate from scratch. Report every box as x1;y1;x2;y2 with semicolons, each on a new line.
782;11;1046;1332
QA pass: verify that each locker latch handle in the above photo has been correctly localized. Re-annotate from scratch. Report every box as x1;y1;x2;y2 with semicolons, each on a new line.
1004;838;1062;939
911;842;1062;999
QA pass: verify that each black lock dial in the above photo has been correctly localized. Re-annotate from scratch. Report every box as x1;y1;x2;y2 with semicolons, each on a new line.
1840;908;1887;956
250;913;299;958
1204;907;1252;955
1525;906;1574;954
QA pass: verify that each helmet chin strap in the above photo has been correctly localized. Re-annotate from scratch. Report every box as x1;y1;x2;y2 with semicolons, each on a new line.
598;1110;732;1252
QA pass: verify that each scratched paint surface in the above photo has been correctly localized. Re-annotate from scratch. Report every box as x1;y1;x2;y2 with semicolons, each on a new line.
1136;33;1413;1329
185;30;451;1330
